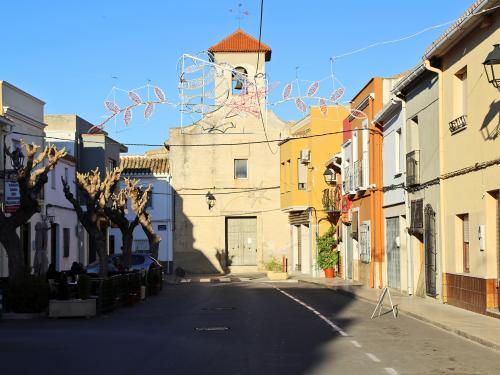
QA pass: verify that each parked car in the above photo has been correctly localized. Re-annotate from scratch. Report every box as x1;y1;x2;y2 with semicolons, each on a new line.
85;254;162;275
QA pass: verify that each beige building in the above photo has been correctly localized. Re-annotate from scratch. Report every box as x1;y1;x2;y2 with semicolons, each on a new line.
167;30;290;273
423;0;500;315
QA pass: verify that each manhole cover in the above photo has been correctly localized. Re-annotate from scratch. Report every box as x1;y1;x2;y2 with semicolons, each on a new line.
195;327;230;331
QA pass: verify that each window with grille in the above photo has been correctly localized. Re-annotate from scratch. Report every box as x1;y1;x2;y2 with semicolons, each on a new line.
359;222;371;263
410;199;424;234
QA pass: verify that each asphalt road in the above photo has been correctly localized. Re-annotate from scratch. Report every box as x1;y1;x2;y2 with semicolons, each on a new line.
1;280;499;375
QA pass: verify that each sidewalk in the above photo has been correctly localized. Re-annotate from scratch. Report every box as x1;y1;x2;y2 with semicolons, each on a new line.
295;276;500;352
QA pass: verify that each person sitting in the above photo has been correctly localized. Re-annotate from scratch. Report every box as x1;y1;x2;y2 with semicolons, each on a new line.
46;263;61;282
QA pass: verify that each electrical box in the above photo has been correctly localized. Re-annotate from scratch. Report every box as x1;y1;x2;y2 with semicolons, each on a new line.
478;224;485;251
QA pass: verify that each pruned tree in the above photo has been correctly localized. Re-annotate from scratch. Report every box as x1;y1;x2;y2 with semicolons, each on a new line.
126;179;161;259
104;181;140;269
62;167;121;277
0;143;66;282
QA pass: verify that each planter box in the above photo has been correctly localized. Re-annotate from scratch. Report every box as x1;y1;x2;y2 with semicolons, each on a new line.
49;299;96;319
267;271;289;281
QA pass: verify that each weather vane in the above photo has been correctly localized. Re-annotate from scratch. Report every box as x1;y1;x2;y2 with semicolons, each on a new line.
229;2;249;28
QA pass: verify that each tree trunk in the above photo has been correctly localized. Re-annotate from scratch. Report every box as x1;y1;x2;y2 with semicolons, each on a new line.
0;225;27;283
144;230;161;260
89;229;108;277
121;231;133;270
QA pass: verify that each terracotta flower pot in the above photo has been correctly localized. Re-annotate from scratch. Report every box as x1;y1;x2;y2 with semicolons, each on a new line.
324;268;335;278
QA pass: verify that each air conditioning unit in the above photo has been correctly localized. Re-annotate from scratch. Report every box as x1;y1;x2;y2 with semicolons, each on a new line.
300;149;310;163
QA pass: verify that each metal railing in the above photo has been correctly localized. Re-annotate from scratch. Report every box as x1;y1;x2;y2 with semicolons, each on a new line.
343;166;353;193
449;115;467;134
322;187;341;212
353;160;362;189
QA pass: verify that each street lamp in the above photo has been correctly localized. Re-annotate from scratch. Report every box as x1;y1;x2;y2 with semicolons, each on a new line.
323;168;336;184
205;191;216;210
5;146;25;171
483;44;500;89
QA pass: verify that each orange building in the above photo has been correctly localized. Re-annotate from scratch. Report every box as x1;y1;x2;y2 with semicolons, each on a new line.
342;77;398;288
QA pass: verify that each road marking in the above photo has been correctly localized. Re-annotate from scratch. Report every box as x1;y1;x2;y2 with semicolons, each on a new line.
366;353;381;363
219;278;231;283
200;278;211;283
350;340;362;348
274;287;348;337
180;279;191;283
384;368;399;375
195;327;229;331
239;278;251;281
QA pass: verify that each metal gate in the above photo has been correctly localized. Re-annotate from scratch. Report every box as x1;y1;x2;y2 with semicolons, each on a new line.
424;204;437;297
345;225;353;279
226;217;257;266
386;217;400;289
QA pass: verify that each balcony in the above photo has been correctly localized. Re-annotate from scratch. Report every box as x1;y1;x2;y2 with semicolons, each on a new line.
322;187;342;213
406;150;420;186
449;115;467;134
353;159;368;191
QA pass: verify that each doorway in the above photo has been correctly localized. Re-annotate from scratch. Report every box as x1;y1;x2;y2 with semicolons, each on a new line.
226;217;257;266
424;204;437;297
386;217;401;289
345;224;353;279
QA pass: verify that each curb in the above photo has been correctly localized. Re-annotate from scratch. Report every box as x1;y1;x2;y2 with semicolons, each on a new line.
298;279;500;353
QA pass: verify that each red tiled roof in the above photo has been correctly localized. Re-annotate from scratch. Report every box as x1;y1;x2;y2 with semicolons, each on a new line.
424;0;494;58
208;29;272;61
120;155;169;175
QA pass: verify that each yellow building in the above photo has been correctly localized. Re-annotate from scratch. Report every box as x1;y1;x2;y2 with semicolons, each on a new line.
423;0;500;315
279;106;349;276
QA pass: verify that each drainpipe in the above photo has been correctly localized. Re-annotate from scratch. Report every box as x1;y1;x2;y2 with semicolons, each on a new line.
424;59;446;300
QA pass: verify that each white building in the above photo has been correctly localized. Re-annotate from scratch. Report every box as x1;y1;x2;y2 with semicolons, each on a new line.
44;151;79;271
109;150;173;272
0;81;47;276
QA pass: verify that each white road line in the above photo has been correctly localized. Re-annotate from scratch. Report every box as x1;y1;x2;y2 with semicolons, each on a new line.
350;340;362;348
180;279;191;283
200;278;211;283
366;353;381;363
274;287;348;337
219;278;231;283
384;368;399;375
239;278;251;281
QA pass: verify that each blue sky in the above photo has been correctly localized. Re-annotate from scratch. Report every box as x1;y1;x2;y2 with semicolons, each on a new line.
2;0;474;153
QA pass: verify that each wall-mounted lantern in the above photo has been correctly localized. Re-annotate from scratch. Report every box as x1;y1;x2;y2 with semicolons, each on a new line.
5;146;25;171
323;168;336;184
205;191;216;210
483;44;500;89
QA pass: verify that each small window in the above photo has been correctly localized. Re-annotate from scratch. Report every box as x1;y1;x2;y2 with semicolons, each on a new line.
146;188;153;208
63;228;70;258
234;159;248;179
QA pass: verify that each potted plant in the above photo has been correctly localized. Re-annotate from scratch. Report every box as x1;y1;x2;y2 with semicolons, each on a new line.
316;226;338;278
265;257;289;280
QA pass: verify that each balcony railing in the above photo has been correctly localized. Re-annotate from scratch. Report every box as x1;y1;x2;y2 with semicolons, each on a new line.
449;115;467;134
322;187;342;212
353;160;362;189
406;150;420;186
